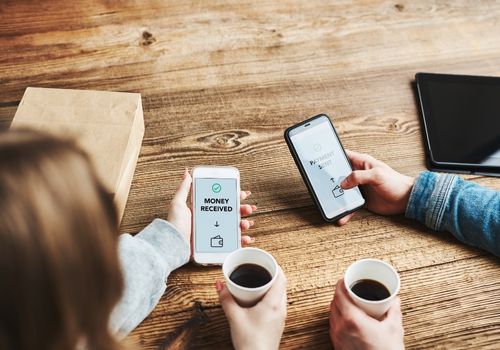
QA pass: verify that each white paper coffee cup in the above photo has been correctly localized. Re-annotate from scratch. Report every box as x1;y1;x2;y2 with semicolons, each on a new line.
344;258;400;319
222;247;278;307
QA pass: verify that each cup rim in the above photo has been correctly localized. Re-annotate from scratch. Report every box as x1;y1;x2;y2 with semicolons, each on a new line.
223;247;278;292
344;258;401;305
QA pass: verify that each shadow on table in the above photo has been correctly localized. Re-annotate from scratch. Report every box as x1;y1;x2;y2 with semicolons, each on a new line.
0;100;17;131
158;301;208;350
266;178;328;228
386;214;498;263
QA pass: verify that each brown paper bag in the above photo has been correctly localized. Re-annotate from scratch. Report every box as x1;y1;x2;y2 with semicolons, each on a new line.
10;87;145;222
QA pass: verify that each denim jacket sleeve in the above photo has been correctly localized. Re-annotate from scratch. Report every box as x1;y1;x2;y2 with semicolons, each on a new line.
405;171;500;257
109;219;190;338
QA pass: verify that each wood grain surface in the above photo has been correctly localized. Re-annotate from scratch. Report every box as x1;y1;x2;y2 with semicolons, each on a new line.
1;1;500;349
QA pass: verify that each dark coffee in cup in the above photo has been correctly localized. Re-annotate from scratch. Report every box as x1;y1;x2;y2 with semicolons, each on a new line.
229;263;272;288
351;279;391;301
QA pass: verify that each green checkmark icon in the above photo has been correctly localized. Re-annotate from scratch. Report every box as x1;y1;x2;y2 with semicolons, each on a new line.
212;183;221;193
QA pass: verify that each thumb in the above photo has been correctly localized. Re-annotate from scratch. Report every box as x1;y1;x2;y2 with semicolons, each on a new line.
217;282;242;320
341;169;378;189
172;168;192;205
384;297;402;324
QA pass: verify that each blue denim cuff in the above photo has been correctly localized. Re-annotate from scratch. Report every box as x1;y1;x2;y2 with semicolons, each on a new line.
405;171;457;230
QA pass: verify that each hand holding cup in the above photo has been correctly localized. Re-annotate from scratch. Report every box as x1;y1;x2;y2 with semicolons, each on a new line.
344;258;400;319
217;248;287;350
329;259;404;350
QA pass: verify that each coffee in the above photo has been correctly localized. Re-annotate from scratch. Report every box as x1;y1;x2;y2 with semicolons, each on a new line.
350;279;391;301
229;263;272;288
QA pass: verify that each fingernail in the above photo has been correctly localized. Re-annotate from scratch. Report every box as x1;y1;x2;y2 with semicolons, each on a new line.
251;205;257;211
249;220;255;226
246;190;252;196
215;281;222;292
340;180;347;188
251;237;256;242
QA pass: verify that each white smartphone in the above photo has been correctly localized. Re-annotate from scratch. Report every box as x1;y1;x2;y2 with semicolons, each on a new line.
284;114;365;222
192;166;241;265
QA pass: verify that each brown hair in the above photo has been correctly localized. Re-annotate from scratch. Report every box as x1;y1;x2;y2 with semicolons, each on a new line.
0;129;124;349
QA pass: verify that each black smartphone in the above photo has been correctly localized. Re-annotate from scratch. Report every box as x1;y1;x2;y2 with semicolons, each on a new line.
284;114;365;222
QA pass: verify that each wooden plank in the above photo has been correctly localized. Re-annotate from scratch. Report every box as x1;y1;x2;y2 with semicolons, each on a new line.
1;1;500;349
126;208;500;348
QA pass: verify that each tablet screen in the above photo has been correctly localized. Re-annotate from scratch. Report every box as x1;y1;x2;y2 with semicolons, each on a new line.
417;73;500;167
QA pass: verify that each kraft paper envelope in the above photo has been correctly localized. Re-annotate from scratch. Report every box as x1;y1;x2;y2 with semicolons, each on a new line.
10;87;145;221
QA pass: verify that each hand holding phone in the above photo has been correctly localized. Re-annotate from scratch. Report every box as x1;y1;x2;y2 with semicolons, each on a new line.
192;166;256;265
284;114;365;222
167;168;256;263
167;169;195;243
336;150;415;225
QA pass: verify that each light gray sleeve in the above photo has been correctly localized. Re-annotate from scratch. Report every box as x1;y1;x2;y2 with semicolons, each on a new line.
109;218;190;338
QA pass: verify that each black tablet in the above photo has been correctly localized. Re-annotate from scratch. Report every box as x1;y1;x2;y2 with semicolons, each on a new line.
416;72;500;177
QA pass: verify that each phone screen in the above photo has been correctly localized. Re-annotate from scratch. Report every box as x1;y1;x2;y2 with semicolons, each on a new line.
194;178;239;253
289;116;364;219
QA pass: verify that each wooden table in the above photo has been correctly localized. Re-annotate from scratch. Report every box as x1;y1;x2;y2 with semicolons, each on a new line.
1;1;499;348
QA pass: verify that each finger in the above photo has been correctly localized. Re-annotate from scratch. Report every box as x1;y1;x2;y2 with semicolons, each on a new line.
330;291;340;318
240;204;257;216
332;301;341;319
171;169;192;205
241;235;256;245
384;297;403;323
336;213;355;226
217;281;242;320
240;219;255;231
329;299;341;332
262;267;287;303
345;150;379;170
279;282;288;319
334;278;373;323
240;190;252;201
341;168;380;190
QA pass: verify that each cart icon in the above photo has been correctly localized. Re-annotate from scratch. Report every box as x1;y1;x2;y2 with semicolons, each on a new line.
210;235;223;247
332;185;344;198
